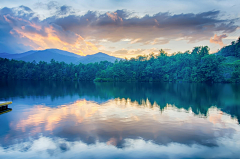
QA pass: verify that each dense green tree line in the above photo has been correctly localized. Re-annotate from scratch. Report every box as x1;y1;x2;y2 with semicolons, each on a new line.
0;38;240;82
95;46;225;82
218;37;240;57
0;59;113;81
95;38;240;83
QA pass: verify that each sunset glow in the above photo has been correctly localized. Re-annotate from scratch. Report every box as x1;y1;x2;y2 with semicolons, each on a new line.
0;0;239;57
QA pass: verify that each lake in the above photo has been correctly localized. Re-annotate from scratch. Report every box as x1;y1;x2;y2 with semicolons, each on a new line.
0;81;240;159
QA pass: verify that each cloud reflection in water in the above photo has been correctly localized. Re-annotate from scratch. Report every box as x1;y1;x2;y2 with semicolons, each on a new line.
0;134;240;159
2;98;238;151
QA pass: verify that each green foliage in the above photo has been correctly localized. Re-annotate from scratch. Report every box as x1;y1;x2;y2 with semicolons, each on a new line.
231;60;240;83
1;40;240;83
0;58;112;81
218;37;240;58
93;46;236;83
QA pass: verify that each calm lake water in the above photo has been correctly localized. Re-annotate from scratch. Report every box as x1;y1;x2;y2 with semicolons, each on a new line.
0;81;240;159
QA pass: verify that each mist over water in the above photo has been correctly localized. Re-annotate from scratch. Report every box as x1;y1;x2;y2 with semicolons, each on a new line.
0;81;240;158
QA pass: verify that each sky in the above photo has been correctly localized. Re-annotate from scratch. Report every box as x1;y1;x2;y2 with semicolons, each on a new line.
0;0;240;58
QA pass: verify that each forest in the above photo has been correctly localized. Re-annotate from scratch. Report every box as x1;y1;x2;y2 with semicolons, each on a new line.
0;37;240;83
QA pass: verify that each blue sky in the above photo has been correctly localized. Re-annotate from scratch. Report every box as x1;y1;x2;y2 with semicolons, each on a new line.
0;0;239;58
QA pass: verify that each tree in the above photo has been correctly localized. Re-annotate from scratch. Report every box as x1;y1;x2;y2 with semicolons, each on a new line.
191;47;201;55
199;46;209;57
159;49;167;56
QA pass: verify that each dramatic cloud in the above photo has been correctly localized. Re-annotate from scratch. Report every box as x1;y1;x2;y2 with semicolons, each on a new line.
0;6;98;55
0;5;239;55
50;10;238;44
210;34;228;46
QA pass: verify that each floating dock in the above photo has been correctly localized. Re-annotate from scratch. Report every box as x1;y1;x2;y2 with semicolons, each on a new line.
0;101;12;115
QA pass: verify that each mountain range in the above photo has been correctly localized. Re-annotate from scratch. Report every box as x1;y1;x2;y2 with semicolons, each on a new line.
0;49;121;64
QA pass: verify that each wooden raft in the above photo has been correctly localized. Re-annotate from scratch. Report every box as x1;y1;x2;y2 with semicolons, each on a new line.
0;101;12;114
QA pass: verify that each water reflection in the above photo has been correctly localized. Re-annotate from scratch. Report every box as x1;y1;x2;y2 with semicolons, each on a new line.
10;99;238;147
1;135;240;159
0;81;240;158
1;81;240;121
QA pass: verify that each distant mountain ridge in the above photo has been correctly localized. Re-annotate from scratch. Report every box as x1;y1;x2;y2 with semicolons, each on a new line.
0;49;121;64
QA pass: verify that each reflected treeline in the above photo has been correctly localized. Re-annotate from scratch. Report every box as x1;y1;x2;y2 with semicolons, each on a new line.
94;82;240;122
1;80;240;122
0;80;111;101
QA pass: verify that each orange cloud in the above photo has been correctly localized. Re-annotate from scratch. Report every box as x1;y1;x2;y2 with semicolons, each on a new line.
209;111;223;125
107;138;118;146
210;34;227;46
101;48;166;58
15;100;98;132
5;15;98;55
106;12;123;22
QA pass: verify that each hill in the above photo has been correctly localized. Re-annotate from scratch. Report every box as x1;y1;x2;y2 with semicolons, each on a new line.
75;52;119;64
0;49;120;64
